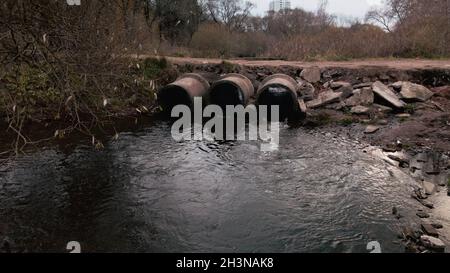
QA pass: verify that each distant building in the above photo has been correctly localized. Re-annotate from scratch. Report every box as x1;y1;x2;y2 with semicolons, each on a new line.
269;0;291;12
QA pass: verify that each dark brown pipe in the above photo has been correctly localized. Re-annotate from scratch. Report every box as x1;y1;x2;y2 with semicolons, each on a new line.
210;73;254;109
158;73;210;111
256;74;303;120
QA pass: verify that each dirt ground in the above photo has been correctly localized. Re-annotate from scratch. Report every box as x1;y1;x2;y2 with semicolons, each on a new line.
165;56;450;70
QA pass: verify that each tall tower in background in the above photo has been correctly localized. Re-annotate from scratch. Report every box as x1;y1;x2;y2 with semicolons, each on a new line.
269;0;291;12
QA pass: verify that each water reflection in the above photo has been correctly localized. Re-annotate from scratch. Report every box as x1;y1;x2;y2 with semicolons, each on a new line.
0;122;427;253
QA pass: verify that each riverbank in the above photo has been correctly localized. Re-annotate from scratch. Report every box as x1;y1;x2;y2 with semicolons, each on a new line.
2;57;449;155
0;57;179;157
1;57;450;252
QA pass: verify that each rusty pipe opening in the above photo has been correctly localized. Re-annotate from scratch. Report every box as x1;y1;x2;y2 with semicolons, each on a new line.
210;74;254;110
158;73;210;112
256;74;301;121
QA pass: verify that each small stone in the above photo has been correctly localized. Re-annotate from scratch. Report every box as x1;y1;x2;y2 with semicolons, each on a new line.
420;200;434;209
298;81;316;101
377;119;389;125
373;104;393;114
256;72;266;78
387;152;410;166
306;90;342;109
396;113;411;118
382;144;399;152
391;81;404;90
364;125;380;134
420;235;445;252
431;223;443;229
392;207;403;219
392;207;398;215
335;83;353;98
413;188;428;200
421;224;439;237
423;181;436;195
300;67;321;83
416;212;430;218
330;81;349;89
351;106;371;115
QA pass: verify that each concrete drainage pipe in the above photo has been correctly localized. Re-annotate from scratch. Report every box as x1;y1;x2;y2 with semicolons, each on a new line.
256;74;304;120
158;73;210;112
209;73;255;109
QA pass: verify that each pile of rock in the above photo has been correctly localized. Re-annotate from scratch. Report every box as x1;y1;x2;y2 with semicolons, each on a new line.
401;224;446;253
388;151;449;253
296;66;437;135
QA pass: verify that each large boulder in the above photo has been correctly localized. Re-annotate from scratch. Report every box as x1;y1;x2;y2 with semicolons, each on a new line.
400;82;434;102
306;90;342;109
300;66;321;83
372;81;406;109
345;87;374;107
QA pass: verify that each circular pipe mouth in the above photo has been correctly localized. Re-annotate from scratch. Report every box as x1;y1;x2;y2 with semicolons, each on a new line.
257;84;297;120
158;85;193;111
256;74;300;121
210;81;245;109
158;73;210;112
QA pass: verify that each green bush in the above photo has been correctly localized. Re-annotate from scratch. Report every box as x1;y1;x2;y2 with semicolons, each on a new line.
143;57;170;79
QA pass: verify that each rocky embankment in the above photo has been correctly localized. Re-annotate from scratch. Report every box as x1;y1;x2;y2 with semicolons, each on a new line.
176;62;449;152
175;61;450;253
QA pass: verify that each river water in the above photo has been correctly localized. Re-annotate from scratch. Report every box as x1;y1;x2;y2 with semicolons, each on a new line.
0;121;429;253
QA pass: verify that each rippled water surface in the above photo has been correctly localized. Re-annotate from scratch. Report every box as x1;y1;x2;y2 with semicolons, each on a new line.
0;122;425;253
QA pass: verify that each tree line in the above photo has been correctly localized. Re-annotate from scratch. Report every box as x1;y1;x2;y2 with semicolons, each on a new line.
1;0;448;61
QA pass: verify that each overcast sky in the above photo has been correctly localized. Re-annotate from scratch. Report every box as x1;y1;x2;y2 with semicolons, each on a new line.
251;0;384;19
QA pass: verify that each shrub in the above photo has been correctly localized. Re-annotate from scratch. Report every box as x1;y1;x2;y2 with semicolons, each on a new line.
143;57;170;79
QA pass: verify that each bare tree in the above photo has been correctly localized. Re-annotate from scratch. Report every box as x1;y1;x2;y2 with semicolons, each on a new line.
204;0;254;31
